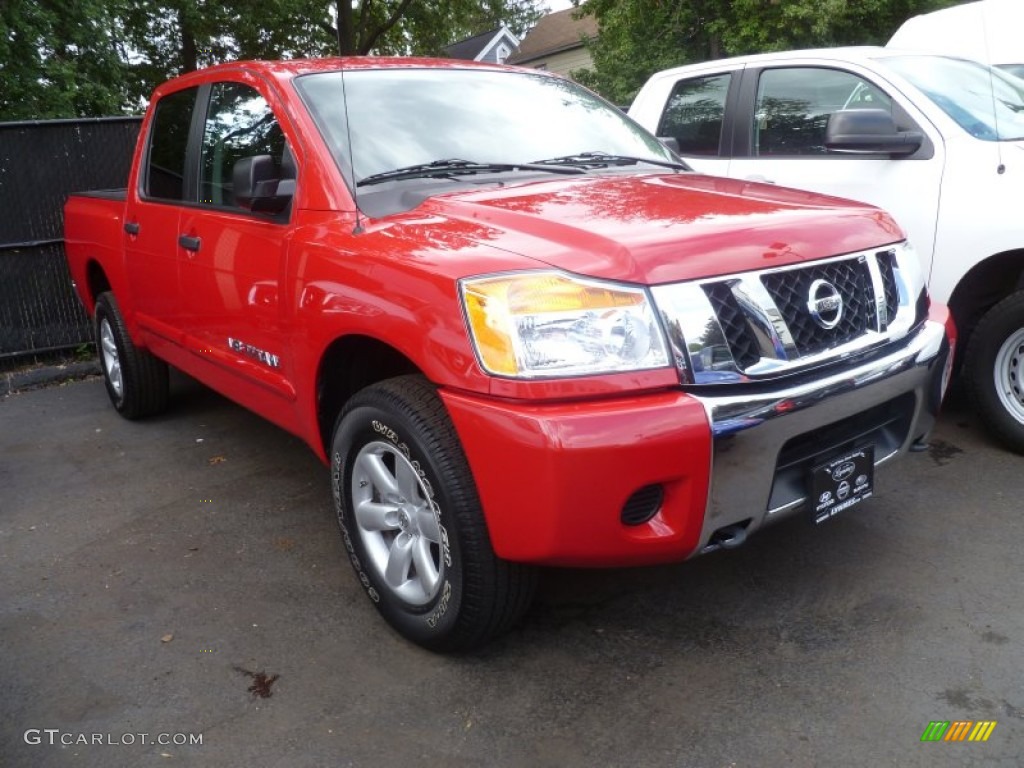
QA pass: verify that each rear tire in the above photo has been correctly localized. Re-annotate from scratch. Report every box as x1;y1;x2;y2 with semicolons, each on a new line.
330;375;536;652
964;291;1024;453
94;292;169;419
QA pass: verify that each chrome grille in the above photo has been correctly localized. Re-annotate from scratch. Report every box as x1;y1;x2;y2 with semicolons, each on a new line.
876;249;899;327
650;244;925;385
703;282;761;369
760;257;874;356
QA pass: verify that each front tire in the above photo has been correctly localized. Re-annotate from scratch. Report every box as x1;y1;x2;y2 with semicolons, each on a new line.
964;291;1024;453
94;292;169;419
331;375;536;652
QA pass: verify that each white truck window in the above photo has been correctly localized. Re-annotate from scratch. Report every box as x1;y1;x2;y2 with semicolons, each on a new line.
885;55;1024;142
754;68;892;156
655;74;731;156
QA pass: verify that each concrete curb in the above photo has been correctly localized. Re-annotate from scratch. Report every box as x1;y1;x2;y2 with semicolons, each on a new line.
0;358;101;397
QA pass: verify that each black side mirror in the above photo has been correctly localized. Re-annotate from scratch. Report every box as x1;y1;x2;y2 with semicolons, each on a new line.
658;136;681;154
825;109;923;156
233;155;292;213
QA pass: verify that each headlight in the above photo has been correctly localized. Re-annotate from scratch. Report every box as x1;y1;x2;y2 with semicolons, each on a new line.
460;271;670;378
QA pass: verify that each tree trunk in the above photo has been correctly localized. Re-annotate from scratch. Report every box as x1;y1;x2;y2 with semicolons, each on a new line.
178;7;198;72
708;32;721;60
336;0;356;55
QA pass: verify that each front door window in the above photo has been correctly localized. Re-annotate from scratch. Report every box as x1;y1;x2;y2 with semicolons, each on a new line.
753;68;892;156
199;83;291;209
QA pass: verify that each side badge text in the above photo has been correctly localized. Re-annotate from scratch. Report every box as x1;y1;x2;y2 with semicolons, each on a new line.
228;337;280;369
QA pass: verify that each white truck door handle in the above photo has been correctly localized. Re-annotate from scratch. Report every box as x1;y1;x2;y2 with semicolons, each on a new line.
746;174;776;184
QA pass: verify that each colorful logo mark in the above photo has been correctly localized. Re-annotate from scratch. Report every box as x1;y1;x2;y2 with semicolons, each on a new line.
921;721;997;742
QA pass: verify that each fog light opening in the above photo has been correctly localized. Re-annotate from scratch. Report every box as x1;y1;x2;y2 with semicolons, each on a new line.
620;484;664;526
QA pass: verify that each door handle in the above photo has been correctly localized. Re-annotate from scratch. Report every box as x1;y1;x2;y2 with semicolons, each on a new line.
178;234;201;252
124;221;140;235
746;174;776;184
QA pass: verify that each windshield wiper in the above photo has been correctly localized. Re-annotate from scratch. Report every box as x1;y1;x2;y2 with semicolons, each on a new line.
530;151;690;171
357;158;585;187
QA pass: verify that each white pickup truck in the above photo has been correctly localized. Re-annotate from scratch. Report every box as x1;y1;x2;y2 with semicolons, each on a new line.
629;47;1024;451
889;0;1024;79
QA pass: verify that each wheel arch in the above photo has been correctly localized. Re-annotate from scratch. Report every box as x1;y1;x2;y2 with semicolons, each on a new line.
85;259;112;315
947;248;1024;358
315;334;422;455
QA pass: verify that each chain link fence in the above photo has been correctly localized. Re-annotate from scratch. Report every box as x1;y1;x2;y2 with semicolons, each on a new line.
0;117;141;371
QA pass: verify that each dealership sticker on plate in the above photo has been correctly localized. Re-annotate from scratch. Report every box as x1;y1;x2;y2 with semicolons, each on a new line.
811;446;874;524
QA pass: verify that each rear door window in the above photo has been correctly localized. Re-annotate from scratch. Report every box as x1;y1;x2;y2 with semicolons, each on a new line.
146;87;198;200
656;74;731;156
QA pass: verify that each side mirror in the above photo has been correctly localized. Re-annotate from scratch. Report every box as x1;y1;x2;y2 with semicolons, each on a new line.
825;109;923;156
658;136;681;154
233;155;292;213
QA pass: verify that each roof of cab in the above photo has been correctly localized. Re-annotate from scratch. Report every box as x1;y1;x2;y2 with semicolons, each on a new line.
640;46;980;82
178;56;533;81
149;56;552;100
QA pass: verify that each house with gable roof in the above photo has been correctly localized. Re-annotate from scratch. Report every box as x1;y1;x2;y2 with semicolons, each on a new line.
444;25;521;65
506;6;598;78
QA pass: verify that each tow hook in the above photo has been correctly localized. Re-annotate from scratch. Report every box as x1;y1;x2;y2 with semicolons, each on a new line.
701;523;749;554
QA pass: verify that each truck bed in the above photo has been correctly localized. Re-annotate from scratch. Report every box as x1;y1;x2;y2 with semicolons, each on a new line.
64;192;126;314
74;189;128;202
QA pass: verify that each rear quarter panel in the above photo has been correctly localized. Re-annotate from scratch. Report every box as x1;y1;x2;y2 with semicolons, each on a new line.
63;194;128;315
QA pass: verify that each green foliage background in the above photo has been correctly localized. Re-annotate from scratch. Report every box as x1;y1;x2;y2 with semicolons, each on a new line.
571;0;963;105
0;0;967;119
0;0;543;120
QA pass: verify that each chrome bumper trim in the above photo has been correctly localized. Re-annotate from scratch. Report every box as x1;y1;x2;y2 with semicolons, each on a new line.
688;318;950;555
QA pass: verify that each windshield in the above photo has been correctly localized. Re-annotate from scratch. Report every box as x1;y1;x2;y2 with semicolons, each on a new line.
295;68;675;185
884;55;1024;141
999;63;1024;80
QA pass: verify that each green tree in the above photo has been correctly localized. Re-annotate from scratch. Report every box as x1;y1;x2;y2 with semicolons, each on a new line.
0;0;543;120
117;0;541;98
572;0;962;105
715;0;960;55
328;0;542;55
570;0;720;106
0;0;134;119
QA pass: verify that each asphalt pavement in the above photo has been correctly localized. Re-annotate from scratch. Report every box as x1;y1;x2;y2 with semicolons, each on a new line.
1;373;1021;767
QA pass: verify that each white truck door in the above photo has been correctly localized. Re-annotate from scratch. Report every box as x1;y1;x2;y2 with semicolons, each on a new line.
725;64;945;274
628;68;737;179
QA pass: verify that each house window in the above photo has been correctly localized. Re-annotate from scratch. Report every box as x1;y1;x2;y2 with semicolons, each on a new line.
496;43;511;64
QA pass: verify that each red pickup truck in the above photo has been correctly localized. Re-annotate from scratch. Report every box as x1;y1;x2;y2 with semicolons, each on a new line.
65;58;955;651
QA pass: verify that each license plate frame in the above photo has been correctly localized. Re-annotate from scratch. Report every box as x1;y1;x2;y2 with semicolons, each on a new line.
810;445;874;524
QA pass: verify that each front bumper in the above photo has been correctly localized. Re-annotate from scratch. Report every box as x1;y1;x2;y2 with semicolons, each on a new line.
442;306;954;567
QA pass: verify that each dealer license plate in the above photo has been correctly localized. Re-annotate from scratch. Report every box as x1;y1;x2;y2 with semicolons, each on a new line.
810;446;874;524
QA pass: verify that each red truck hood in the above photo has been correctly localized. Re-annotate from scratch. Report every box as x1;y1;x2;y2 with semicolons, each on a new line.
415;172;903;284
